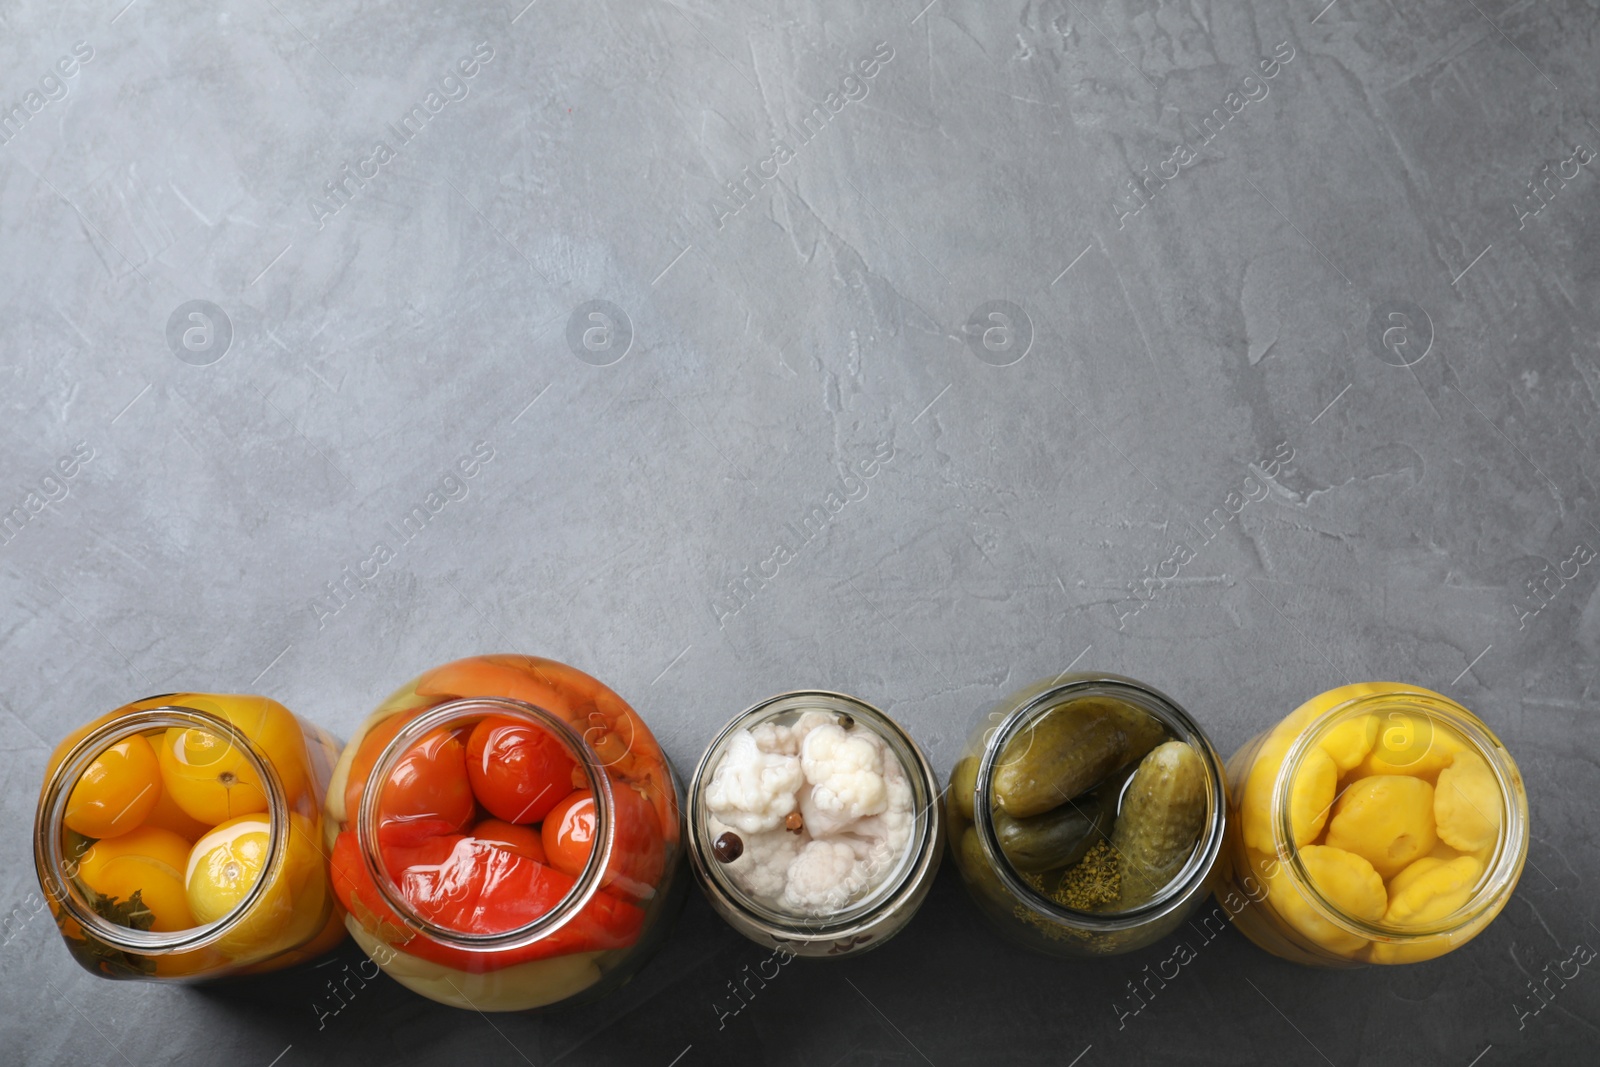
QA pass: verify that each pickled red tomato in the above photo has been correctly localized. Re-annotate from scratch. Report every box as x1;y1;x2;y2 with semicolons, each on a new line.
473;818;546;864
542;787;664;900
376;727;476;847
543;791;597;877
465;716;577;825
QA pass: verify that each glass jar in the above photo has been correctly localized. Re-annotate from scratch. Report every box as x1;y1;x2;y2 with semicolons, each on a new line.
1218;682;1528;966
324;655;685;1010
33;693;345;980
947;673;1227;957
687;692;942;958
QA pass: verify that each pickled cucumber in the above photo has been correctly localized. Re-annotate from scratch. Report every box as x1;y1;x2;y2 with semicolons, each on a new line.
993;698;1165;818
949;756;979;823
957;826;1010;906
995;791;1114;873
1111;741;1206;907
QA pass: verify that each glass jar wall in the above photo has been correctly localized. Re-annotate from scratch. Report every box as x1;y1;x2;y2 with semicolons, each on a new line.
324;655;685;1011
687;691;942;958
1217;682;1529;966
33;693;344;980
947;674;1227;957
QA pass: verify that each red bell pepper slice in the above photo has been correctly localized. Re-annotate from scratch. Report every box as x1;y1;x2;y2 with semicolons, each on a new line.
330;830;644;974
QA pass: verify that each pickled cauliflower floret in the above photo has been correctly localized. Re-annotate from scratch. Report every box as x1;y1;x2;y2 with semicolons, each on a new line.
705;730;804;834
714;823;804;899
704;714;917;917
799;724;889;836
749;711;834;757
839;757;914;878
784;840;875;914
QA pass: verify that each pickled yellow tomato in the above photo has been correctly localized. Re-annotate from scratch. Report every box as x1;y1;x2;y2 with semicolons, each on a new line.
1384;855;1482;926
77;825;196;932
1290;747;1338;846
64;734;161;839
1267;845;1386;956
186;816;272;924
141;783;210;842
1434;751;1501;852
187;813;324;960
158;697;312;825
160;728;271;826
1317;714;1378;773
1325;775;1437;879
1350;711;1463;783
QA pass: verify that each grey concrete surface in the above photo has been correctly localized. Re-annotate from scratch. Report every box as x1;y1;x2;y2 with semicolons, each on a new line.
2;0;1598;1063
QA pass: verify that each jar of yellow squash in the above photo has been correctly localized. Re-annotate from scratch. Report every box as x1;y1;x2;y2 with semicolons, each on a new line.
1218;683;1528;966
33;693;345;980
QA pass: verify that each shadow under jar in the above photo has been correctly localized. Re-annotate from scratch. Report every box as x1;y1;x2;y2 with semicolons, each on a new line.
1217;682;1529;966
33;693;345;981
947;674;1227;957
324;655;686;1011
687;692;942;958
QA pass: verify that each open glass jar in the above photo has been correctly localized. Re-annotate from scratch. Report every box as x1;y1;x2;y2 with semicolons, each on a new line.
33;693;345;980
1218;682;1528;966
947;673;1226;957
324;655;685;1010
687;692;942;958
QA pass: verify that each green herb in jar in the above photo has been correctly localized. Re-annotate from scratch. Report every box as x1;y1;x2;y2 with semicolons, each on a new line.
1050;841;1121;910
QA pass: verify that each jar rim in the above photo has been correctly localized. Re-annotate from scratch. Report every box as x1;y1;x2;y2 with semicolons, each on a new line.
1268;687;1530;943
355;696;616;953
686;690;942;941
33;703;289;957
971;673;1228;933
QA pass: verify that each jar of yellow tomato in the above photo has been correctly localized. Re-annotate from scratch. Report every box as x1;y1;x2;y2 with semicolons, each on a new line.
1218;683;1529;966
324;655;686;1011
33;693;345;980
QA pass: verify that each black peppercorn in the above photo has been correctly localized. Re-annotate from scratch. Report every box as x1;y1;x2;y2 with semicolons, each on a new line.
839;714;855;730
713;831;744;863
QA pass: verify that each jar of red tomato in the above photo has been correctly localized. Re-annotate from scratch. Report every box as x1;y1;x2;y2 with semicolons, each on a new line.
323;655;685;1011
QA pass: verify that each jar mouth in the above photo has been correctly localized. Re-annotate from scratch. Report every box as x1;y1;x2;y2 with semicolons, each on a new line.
687;691;942;939
356;696;615;953
1270;688;1529;943
973;675;1228;932
33;706;288;956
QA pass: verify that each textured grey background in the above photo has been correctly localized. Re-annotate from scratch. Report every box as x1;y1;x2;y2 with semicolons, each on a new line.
1;0;1597;1064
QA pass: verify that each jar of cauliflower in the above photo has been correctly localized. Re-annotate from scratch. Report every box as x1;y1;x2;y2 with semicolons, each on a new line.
687;692;942;957
1217;683;1529;966
947;673;1227;957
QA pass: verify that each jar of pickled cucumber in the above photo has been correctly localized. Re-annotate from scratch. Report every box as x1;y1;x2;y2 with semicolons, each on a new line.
687;692;942;958
1218;682;1528;966
324;655;686;1010
947;674;1226;957
33;693;345;980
